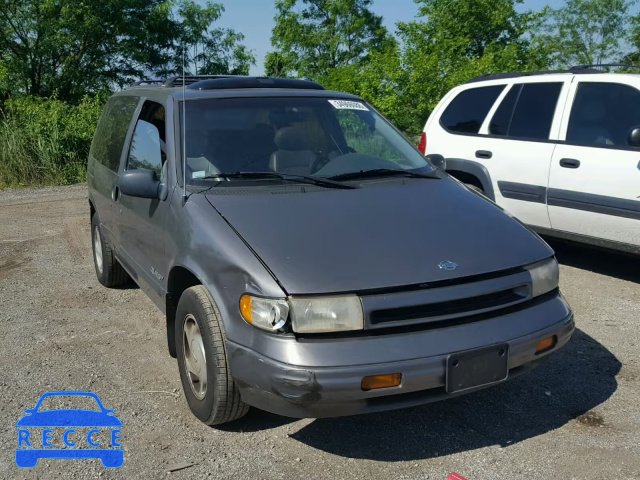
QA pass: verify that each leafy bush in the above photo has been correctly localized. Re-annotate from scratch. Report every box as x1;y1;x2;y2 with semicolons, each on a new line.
0;94;105;187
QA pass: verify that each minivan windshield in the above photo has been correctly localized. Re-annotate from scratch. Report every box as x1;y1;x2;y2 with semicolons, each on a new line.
182;97;433;185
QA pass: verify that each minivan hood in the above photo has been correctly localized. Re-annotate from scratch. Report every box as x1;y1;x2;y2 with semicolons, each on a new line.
206;179;552;294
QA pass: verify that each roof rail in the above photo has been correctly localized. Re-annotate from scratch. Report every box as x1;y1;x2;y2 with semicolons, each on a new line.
466;64;640;84
466;67;604;84
130;79;166;87
127;75;327;90
570;63;640;70
187;76;325;91
164;75;236;87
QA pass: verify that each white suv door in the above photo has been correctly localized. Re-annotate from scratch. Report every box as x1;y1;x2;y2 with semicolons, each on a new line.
475;79;569;228
548;78;640;248
425;78;570;229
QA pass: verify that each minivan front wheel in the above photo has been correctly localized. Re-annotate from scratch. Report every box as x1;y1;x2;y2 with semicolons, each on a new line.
175;286;249;425
91;213;130;287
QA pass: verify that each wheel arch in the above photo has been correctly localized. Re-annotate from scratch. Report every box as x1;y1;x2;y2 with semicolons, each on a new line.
89;198;96;221
165;266;203;358
445;158;495;201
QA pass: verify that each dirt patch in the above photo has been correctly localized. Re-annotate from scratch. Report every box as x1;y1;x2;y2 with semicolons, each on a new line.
63;220;90;262
576;411;605;428
0;257;28;280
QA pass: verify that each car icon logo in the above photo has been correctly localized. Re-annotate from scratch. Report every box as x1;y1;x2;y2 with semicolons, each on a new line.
438;260;458;271
15;391;123;468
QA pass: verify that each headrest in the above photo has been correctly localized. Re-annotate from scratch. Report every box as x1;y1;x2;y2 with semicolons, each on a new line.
274;126;313;151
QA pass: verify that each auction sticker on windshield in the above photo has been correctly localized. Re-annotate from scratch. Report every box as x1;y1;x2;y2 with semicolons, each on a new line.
328;100;369;111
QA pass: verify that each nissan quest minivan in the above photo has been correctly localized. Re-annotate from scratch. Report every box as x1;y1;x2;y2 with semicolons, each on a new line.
87;76;574;425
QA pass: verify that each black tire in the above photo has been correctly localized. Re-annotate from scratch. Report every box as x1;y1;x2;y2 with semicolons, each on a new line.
175;285;249;425
91;212;130;288
465;183;485;195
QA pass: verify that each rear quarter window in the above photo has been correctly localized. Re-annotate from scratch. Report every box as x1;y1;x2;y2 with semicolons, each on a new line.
90;96;140;172
439;85;505;134
489;82;563;140
508;83;562;140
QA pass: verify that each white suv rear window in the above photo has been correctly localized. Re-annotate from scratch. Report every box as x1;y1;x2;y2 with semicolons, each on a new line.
439;85;505;134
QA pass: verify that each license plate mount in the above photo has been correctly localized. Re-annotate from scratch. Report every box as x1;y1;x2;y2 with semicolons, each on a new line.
446;344;509;393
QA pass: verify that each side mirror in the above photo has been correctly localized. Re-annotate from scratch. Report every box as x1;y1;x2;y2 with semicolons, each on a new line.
119;169;160;199
426;154;446;171
628;126;640;148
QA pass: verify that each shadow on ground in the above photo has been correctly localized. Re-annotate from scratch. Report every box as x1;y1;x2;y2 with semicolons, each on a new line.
545;237;640;283
230;329;619;461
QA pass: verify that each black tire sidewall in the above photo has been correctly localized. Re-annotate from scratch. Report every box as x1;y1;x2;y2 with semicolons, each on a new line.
175;288;220;422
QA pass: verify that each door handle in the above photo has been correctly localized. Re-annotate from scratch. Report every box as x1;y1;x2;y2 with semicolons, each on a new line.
475;150;492;159
112;186;120;202
559;158;580;169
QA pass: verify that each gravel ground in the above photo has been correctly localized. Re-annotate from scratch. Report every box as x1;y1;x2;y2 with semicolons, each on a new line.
0;184;638;480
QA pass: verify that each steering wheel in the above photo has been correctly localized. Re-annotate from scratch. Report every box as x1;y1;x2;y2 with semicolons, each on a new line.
311;147;356;174
310;153;331;174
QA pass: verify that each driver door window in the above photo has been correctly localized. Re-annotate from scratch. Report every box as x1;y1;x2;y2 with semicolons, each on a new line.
566;82;640;148
127;102;166;179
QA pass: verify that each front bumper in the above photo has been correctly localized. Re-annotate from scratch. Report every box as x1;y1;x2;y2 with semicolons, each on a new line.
227;294;574;418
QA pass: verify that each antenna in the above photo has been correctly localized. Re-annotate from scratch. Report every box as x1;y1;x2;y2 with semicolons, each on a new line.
182;45;187;204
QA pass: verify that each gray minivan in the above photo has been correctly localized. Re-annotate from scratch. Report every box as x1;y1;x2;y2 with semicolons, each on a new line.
87;76;574;425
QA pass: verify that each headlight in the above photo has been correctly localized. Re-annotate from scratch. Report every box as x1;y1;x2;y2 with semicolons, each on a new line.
525;258;559;298
239;295;289;331
289;295;363;333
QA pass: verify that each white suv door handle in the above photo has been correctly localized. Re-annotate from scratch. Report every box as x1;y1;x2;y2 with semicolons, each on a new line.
475;150;492;159
559;158;581;169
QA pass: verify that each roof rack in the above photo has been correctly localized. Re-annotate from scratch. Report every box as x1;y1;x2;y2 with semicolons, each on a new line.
466;64;640;84
163;75;236;87
130;79;166;87
127;75;326;91
570;63;640;70
187;76;325;91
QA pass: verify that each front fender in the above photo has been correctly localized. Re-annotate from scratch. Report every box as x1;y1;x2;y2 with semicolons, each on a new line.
164;194;286;346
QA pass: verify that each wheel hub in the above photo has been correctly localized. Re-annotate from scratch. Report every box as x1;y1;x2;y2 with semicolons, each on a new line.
93;226;103;274
182;314;207;400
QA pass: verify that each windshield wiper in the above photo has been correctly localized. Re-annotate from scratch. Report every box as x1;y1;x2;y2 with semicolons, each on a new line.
201;172;357;190
327;168;439;182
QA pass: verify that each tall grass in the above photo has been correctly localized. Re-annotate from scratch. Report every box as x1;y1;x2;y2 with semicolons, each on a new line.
0;95;105;188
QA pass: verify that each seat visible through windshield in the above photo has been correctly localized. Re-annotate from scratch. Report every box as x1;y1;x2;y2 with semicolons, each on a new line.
181;96;431;183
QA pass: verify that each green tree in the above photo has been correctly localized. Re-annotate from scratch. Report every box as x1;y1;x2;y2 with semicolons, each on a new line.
400;0;536;59
318;42;411;130
0;0;254;102
0;0;174;101
396;0;549;133
174;1;254;76
538;0;632;67
264;51;297;77
266;0;392;79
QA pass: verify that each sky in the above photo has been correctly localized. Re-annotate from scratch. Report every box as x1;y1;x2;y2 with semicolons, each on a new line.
206;0;574;76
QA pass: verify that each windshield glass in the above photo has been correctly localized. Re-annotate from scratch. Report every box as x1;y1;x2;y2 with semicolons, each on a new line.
181;97;432;184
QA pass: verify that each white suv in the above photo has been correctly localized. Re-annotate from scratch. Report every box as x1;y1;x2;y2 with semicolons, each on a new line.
421;68;640;254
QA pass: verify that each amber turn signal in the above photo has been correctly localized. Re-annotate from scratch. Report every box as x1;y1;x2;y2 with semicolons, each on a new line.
239;295;253;323
536;335;557;354
361;373;402;391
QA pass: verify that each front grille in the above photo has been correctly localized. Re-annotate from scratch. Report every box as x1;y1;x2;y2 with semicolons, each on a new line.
370;287;527;325
295;290;559;339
